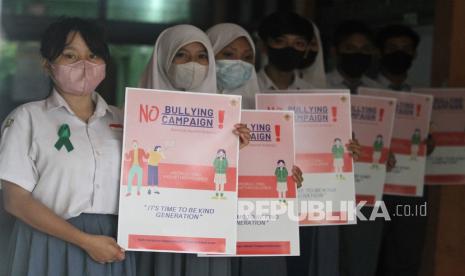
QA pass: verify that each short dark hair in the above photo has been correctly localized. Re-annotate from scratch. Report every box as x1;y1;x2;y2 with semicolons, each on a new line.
277;160;286;165
333;20;374;48
258;11;314;42
376;24;420;51
40;17;110;63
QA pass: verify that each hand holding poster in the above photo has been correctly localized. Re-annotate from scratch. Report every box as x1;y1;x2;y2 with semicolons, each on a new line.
118;88;241;254
414;88;465;185
234;110;299;256
351;95;397;206
359;87;433;197
256;92;356;225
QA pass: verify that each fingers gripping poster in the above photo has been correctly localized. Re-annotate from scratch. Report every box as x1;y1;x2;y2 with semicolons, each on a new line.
118;88;241;254
256;92;356;226
359;88;433;197
351;95;396;206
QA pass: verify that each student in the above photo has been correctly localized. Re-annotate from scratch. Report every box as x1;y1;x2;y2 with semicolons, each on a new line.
0;18;135;276
206;23;260;109
147;145;164;195
257;11;315;91
125;140;149;196
375;24;433;276
375;24;420;91
207;21;305;276
137;24;251;276
258;12;361;276
327;20;386;276
327;20;381;94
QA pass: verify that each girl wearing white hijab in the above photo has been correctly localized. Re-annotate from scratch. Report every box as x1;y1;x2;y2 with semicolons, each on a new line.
137;24;250;276
206;23;260;109
297;21;327;88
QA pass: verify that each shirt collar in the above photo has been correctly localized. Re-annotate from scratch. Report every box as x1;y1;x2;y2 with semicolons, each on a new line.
45;89;114;117
377;74;411;91
258;69;299;90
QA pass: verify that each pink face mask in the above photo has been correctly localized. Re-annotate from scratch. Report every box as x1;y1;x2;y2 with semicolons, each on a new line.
51;60;106;96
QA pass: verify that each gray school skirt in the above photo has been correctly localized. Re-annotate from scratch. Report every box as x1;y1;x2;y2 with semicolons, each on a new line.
6;213;136;276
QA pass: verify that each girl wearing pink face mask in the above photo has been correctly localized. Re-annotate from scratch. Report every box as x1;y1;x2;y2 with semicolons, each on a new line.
0;18;135;276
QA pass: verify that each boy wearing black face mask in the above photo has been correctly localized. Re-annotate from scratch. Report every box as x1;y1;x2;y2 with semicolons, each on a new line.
328;20;386;276
257;11;317;91
375;24;419;91
375;25;432;276
327;20;381;94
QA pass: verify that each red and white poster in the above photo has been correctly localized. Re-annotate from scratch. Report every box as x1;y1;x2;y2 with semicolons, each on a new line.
117;88;241;254
232;110;299;256
256;92;356;226
351;95;396;206
414;88;465;185
359;87;433;197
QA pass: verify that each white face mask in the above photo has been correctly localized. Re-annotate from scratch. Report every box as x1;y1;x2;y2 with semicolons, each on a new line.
168;62;208;91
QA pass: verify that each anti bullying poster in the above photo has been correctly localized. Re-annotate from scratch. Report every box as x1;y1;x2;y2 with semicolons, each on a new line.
351;95;396;206
359;87;433;197
117;88;241;254
414;88;465;185
233;110;299;256
256;92;356;226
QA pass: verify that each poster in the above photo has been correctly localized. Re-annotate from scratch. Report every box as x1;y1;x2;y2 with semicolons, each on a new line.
256;92;356;226
414;88;465;185
351;95;396;206
359;87;433;197
118;88;241;254
233;110;299;256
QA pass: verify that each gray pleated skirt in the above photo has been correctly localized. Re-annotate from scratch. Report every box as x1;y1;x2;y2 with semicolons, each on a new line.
6;213;136;276
137;252;239;276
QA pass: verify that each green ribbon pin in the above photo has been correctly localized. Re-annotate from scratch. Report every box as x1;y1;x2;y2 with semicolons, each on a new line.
54;124;74;152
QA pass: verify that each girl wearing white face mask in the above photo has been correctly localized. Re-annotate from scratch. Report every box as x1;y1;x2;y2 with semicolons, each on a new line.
206;23;260;109
137;24;251;276
0;18;135;276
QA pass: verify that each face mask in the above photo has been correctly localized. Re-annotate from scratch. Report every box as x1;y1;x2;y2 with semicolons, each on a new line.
297;50;318;69
51;60;106;96
381;51;414;75
216;60;253;91
168;62;208;91
337;53;372;78
267;47;304;72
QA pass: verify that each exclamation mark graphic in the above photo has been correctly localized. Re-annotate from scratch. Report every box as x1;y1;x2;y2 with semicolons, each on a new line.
416;104;421;117
275;125;281;142
332;106;337;122
218;110;225;129
379;108;385;122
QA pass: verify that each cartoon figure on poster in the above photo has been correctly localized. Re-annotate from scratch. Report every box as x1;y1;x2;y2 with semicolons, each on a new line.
213;149;228;199
275;160;289;203
332;138;345;180
147;145;165;195
372;134;384;169
411;128;421;160
125;140;149;196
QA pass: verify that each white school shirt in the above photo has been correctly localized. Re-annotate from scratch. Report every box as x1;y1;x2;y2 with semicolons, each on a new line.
257;69;315;92
376;74;412;92
0;89;123;220
326;70;382;92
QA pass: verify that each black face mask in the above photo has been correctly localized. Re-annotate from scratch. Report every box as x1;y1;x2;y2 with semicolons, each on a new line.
381;51;414;75
297;50;318;69
267;47;305;72
337;53;372;79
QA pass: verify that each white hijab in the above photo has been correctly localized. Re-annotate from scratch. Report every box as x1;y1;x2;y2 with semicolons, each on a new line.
298;21;327;88
206;23;260;109
139;24;217;93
